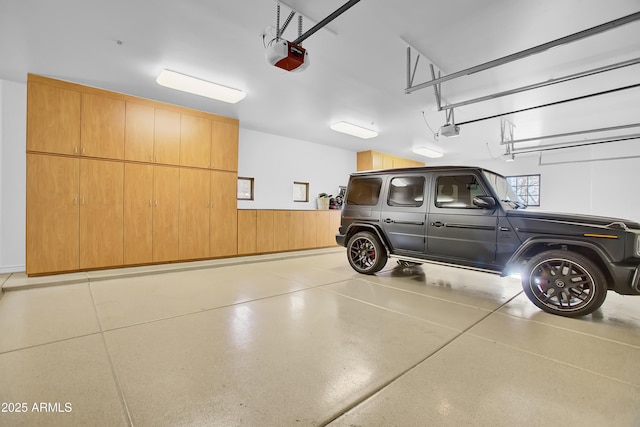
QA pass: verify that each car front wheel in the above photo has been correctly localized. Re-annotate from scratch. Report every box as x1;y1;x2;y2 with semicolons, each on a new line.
522;250;608;317
346;231;388;274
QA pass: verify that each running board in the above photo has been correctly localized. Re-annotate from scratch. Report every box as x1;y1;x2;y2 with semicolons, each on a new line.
388;254;502;276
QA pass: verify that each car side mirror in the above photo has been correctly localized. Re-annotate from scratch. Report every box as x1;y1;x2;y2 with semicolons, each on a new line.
473;196;496;209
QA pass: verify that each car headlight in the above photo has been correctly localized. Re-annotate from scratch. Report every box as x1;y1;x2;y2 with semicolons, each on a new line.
636;234;640;257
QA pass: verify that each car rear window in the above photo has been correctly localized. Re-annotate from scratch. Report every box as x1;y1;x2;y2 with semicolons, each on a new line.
347;177;382;206
388;176;425;207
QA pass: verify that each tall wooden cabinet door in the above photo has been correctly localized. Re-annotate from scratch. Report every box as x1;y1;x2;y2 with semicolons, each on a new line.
27;81;81;155
79;159;124;269
180;114;211;169
81;93;125;159
153;166;180;262
303;211;319;248
329;210;341;247
257;210;275;253
124;163;153;265
179;168;210;260
237;210;257;255
154;108;181;165
211;120;239;171
124;102;154;162
273;211;290;252
316;211;331;247
289;211;305;250
26;154;79;275
210;171;238;257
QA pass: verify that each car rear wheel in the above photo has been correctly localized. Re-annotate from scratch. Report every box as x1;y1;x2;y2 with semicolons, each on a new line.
347;231;388;274
522;250;607;317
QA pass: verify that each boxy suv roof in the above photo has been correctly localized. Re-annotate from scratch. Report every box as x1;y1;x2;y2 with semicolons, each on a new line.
336;166;640;317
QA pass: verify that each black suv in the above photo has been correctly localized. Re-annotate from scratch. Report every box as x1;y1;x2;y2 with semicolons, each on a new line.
336;166;640;317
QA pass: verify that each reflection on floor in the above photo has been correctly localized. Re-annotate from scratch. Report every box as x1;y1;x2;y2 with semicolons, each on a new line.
1;248;639;426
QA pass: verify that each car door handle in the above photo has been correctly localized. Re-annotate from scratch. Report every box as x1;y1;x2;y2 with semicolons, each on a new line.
431;221;444;227
383;218;394;224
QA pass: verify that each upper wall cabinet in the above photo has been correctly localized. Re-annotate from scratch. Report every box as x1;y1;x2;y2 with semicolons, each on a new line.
27;80;81;155
180;113;211;169
154;108;181;165
356;150;424;171
211;120;239;172
81;93;125;159
125;102;155;163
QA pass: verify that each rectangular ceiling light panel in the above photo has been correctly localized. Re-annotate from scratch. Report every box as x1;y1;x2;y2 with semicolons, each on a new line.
412;147;443;158
156;69;246;104
330;121;378;139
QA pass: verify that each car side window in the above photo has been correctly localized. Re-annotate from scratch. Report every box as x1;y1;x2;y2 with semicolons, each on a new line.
435;175;484;208
388;176;425;207
346;177;382;206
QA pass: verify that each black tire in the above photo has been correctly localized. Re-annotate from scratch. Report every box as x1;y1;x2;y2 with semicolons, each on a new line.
522;250;608;317
346;231;388;274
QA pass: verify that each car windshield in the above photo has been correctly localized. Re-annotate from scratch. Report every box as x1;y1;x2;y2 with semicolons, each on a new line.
483;170;527;209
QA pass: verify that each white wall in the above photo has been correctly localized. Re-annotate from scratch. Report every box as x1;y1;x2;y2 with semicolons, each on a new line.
237;128;355;210
462;142;640;222
0;80;27;273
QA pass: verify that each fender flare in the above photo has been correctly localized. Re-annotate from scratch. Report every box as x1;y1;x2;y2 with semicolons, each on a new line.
504;236;614;276
344;222;391;254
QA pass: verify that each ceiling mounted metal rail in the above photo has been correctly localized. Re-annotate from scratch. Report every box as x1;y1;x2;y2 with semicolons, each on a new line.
405;11;640;94
292;0;360;45
441;57;640;111
500;123;640;146
512;134;640;155
456;82;640;126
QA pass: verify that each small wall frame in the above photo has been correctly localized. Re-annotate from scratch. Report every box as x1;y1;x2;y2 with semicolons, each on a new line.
293;181;309;202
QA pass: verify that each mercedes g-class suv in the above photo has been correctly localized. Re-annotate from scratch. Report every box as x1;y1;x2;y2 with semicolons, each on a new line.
336;166;640;317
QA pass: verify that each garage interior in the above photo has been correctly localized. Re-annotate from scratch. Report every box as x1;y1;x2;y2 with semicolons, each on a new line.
1;1;640;425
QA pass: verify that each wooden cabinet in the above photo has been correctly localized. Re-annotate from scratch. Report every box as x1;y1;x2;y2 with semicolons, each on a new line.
257;210;275;253
357;150;424;171
237;210;257;255
124;163;153;265
273;210;291;252
330;210;341;246
211;120;239;172
154;108;181;165
210;171;238;257
27;81;81;155
79;159;124;269
288;211;306;250
180;114;211;169
179;168;210;260
152;166;180;263
26;154;79;274
26;75;241;275
303;211;318;249
81;93;125;159
125;102;155;162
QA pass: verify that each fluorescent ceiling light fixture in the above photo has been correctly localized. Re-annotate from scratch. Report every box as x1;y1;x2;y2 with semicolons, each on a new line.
156;69;246;104
412;147;443;158
330;121;378;139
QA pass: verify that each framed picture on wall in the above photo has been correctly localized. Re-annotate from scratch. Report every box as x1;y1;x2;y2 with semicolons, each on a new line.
237;177;254;200
293;181;309;202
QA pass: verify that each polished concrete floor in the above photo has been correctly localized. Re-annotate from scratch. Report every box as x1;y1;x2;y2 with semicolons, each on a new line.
1;248;639;426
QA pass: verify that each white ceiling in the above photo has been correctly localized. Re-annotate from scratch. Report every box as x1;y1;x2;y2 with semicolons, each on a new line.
2;0;639;163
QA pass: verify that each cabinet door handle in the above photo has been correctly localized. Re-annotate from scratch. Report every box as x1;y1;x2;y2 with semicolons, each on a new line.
73;197;78;205
82;147;86;155
81;197;85;205
149;200;152;207
155;200;159;206
74;147;79;154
